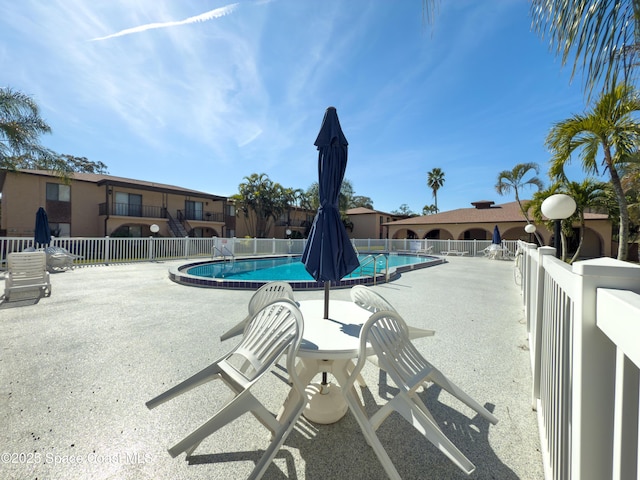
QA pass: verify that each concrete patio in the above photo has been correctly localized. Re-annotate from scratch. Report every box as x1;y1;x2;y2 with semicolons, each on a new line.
0;256;543;479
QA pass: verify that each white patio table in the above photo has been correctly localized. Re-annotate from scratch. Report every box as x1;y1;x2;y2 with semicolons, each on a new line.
280;299;371;424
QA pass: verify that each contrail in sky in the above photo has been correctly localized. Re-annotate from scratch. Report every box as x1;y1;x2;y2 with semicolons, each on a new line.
90;3;239;41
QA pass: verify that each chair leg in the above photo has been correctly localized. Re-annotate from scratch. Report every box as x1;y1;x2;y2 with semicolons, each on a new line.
219;315;250;341
333;365;402;480
393;393;476;475
146;363;223;410
424;369;499;424
168;390;260;458
248;398;306;480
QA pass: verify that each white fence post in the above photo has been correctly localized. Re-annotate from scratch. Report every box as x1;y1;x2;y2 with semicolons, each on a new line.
569;258;640;480
597;289;640;480
104;236;110;265
531;246;555;407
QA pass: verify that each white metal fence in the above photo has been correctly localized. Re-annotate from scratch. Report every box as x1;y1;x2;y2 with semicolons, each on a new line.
517;241;640;480
0;236;517;268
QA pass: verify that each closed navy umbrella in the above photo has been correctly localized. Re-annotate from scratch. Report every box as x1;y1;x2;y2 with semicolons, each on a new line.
492;225;501;245
34;207;51;246
301;106;359;319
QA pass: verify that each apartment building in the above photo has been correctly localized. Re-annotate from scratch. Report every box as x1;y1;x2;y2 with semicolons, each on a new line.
0;169;233;238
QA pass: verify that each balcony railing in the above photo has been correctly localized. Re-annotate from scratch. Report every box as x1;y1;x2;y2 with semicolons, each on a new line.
99;202;166;218
98;203;223;222
177;209;224;222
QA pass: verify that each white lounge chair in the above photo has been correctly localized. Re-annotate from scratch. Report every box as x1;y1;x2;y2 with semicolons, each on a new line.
44;246;81;272
220;281;295;341
343;310;499;478
442;249;468;256
146;299;306;480
4;251;51;301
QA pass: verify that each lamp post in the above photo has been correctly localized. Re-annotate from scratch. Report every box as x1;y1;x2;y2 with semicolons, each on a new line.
541;194;576;259
524;223;536;243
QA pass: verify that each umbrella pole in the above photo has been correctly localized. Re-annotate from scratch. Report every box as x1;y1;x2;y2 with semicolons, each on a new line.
323;282;330;319
321;281;330;386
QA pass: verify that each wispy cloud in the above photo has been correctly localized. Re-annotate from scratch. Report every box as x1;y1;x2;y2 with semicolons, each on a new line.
89;3;239;41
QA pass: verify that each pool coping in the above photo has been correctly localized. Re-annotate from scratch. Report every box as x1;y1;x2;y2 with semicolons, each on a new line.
168;253;446;290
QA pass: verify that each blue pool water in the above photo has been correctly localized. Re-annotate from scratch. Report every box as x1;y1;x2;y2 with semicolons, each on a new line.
186;254;432;281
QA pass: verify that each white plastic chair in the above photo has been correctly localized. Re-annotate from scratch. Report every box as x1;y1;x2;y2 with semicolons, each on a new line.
350;285;435;339
343;310;499;478
220;281;295;341
146;299;306;480
4;251;51;300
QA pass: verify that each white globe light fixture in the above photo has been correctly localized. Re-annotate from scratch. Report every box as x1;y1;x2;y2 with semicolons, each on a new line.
541;194;576;258
524;223;536;243
150;224;159;234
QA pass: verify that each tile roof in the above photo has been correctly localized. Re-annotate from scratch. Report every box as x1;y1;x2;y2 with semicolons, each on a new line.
386;201;609;225
14;169;226;199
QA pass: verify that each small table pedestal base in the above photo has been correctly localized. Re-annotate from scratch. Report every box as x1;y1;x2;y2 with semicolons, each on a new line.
303;382;348;424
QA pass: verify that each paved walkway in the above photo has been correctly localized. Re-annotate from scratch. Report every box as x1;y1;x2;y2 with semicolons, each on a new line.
0;256;543;479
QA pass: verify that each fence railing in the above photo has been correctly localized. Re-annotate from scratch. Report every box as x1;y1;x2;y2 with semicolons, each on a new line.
0;236;515;268
517;241;640;480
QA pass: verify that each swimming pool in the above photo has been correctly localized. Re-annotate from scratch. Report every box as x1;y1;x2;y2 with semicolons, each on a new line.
169;253;444;290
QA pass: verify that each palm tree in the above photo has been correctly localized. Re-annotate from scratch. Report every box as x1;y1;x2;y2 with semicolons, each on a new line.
423;1;639;98
426;168;445;212
422;204;438;215
528;184;572;260
546;84;640;261
564;179;609;262
496;162;545;244
530;0;640;98
236;173;287;238
0;87;56;169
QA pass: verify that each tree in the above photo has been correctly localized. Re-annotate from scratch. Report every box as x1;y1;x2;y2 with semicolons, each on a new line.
57;155;109;174
351;195;374;209
426;167;445;212
530;0;640;98
496;162;545;244
392;204;414;216
620;159;640;244
1;88;109;175
304;178;357;211
422;204;438;215
528;184;572;260
0;87;57;170
234;173;288;238
563;179;609;262
546;84;640;260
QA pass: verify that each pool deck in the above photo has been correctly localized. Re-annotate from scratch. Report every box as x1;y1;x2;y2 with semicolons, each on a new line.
0;256;543;480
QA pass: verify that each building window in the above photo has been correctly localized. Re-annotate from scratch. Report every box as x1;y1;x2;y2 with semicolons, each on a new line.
46;183;70;201
50;222;71;237
226;204;235;217
112;225;142;237
115;192;142;216
185;200;204;220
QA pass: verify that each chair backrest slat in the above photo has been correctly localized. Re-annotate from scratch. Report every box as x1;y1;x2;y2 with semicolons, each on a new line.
350;285;397;313
364;310;432;389
247;282;295;316
231;300;302;383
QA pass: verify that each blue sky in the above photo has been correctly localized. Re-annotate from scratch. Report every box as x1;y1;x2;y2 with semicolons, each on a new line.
1;0;591;214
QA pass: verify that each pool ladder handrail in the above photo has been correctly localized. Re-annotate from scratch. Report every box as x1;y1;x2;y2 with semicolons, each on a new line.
212;245;235;263
358;253;389;285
